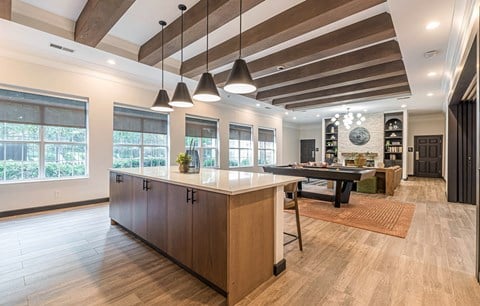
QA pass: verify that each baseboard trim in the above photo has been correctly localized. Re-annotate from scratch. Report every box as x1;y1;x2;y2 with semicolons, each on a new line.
0;198;109;218
273;258;287;276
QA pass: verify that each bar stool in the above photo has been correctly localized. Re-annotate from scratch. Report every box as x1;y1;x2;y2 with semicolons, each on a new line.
284;182;303;251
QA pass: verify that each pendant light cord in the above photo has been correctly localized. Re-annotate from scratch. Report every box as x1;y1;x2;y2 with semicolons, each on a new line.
206;0;209;72
180;7;184;82
161;23;165;89
239;0;242;59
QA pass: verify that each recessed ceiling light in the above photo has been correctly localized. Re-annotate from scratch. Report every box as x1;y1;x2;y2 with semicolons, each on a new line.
424;50;439;58
363;109;367;112
427;93;434;97
293;116;296;120
285;111;289;115
316;114;320;117
401;104;407;108
277;65;285;71
107;59;116;65
256;103;260;107
427;71;437;77
426;21;440;30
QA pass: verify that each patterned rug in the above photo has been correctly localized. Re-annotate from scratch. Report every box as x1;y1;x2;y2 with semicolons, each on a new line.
292;195;415;238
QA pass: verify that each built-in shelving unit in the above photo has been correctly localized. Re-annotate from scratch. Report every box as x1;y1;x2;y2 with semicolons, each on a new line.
384;113;403;167
324;119;338;164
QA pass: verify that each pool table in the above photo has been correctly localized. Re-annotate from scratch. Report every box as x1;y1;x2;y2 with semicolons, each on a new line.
263;165;376;208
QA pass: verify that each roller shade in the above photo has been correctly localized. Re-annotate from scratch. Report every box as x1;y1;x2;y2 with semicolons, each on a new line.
230;124;252;141
185;116;217;138
258;128;275;142
0;88;87;128
114;106;168;134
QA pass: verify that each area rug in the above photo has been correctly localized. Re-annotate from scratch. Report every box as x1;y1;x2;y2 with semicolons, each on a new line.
292;195;415;238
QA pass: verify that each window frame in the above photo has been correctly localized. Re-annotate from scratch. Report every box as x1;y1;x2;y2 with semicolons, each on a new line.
112;105;169;169
185;115;219;168
229;123;253;168
0;88;89;184
257;127;276;166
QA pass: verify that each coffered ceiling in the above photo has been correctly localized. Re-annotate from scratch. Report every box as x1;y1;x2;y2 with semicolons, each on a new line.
0;0;472;123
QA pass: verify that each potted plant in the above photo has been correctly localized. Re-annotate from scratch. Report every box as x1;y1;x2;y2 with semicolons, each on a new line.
176;152;192;173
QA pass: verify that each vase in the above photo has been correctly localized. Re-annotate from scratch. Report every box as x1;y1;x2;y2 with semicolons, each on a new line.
179;164;189;173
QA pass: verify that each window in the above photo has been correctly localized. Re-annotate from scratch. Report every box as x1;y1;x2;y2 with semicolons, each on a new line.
113;106;168;168
258;128;276;165
185;116;218;168
0;88;87;182
229;124;253;167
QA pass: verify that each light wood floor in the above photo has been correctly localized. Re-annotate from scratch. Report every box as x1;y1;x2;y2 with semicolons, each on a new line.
1;178;479;305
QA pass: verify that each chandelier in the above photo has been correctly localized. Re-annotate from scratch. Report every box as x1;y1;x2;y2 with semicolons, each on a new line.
330;108;366;130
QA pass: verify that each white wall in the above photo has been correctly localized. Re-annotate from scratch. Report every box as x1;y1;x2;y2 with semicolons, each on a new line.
282;123;300;164
407;112;446;177
0;56;283;212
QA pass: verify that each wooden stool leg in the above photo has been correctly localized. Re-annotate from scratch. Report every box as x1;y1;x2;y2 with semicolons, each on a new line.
294;199;303;251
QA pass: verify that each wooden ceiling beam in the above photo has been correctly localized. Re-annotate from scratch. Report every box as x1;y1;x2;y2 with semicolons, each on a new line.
272;75;409;105
256;60;407;100
255;40;402;91
75;0;135;47
139;0;265;66
285;85;411;110
0;0;11;20
182;0;386;77
213;12;395;85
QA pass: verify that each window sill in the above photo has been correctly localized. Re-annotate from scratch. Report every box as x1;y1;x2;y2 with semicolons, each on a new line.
0;176;89;185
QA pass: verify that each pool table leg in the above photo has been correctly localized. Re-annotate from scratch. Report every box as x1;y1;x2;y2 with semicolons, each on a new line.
334;180;342;208
341;181;354;203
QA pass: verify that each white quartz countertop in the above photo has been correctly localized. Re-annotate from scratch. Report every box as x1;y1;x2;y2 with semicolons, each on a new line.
110;167;303;195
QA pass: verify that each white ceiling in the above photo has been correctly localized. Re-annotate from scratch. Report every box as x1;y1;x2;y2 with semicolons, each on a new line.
3;0;472;124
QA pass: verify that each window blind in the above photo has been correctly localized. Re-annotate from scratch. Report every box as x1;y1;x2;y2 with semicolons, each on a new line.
258;128;275;142
185;116;218;138
229;124;252;141
0;88;87;128
114;106;168;134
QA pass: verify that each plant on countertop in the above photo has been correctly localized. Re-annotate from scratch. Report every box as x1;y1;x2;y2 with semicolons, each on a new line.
176;152;192;173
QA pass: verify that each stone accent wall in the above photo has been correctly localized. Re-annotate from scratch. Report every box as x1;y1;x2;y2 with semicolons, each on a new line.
337;112;384;166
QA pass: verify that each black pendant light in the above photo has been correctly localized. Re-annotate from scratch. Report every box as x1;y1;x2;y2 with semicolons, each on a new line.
151;20;173;112
224;0;256;94
193;0;220;102
169;4;194;108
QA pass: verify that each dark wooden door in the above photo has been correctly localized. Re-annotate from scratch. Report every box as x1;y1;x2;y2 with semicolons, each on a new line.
147;180;168;251
300;139;315;163
132;177;148;239
167;184;193;268
414;136;442;178
192;190;227;290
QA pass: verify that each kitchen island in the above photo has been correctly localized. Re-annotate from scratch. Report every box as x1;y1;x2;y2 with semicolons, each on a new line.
109;167;302;305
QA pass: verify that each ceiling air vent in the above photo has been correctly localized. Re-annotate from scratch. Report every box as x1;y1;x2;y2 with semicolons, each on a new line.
50;43;75;53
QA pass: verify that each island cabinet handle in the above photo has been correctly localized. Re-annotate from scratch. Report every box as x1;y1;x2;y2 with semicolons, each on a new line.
191;189;197;204
186;188;191;203
115;174;123;183
143;179;151;191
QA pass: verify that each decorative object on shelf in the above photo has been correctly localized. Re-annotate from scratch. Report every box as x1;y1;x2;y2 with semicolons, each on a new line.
330;108;366;130
186;139;200;173
170;4;194;108
224;0;256;94
151;20;173;112
354;153;367;167
176;152;192;173
193;0;220;102
349;127;370;145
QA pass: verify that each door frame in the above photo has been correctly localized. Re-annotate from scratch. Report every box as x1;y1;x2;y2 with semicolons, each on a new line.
300;139;316;163
413;135;443;177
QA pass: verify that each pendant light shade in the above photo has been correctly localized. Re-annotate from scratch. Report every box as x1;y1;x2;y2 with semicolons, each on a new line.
224;59;256;94
169;4;194;108
224;0;256;94
151;89;173;112
151;20;173;112
171;82;194;107
193;72;221;102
